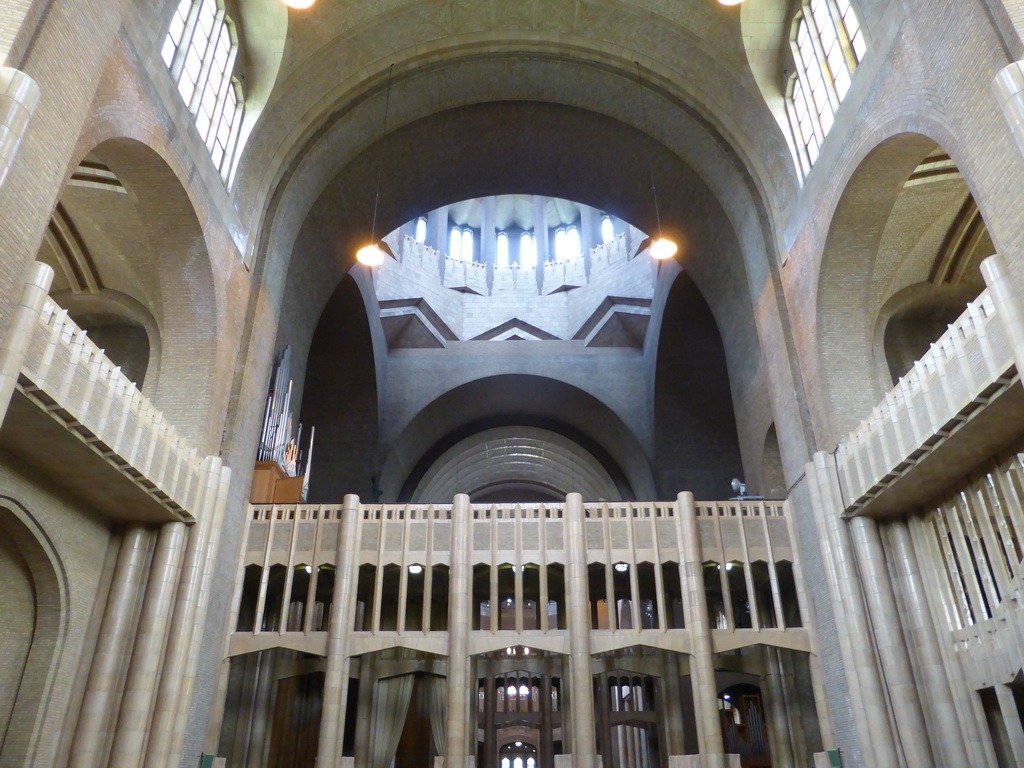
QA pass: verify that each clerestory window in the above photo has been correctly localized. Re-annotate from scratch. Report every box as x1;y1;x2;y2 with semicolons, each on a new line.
786;0;865;175
162;0;244;178
497;232;509;267
520;233;536;269
601;216;614;244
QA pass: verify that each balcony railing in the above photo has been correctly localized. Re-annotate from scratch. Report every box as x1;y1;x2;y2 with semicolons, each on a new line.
16;299;209;521
833;288;1017;515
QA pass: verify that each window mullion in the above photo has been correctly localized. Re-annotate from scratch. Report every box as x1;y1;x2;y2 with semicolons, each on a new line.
206;42;238;149
806;3;843;114
188;7;225;113
170;1;203;82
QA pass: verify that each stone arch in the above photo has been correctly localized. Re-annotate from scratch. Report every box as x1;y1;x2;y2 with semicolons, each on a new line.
297;273;382;504
653;270;744;500
49;288;162;390
379;375;656;503
815;132;993;444
44;137;219;446
0;498;68;768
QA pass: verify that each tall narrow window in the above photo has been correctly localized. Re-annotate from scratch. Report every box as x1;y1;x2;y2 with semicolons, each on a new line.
566;226;581;259
462;229;474;262
601;216;615;244
520;233;536;268
554;229;567;262
497;232;509;267
162;0;244;178
415;217;427;243
449;227;462;260
786;0;865;175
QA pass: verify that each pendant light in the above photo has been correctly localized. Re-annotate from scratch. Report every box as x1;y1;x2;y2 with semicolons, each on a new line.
632;61;678;261
356;64;397;267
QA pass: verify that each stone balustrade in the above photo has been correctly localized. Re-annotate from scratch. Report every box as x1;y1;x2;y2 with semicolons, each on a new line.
833;288;1017;516
17;298;209;521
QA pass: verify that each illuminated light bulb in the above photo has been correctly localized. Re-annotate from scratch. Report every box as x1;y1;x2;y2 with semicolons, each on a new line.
718;0;744;5
614;562;629;572
356;243;386;267
283;0;315;8
408;564;423;574
650;237;678;260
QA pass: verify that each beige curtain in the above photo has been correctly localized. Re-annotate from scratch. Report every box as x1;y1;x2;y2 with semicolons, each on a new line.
370;674;416;768
426;674;447;754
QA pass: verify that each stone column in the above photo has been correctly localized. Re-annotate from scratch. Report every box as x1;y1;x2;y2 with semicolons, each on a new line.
430;205;450;280
353;656;376;768
68;525;151;768
481;195;496;293
430;205;450;255
565;493;598;768
533;195;549;293
762;647;796;768
0;68;41;189
318;494;363;767
143;457;224;768
109;521;188;767
676;492;726;767
579;206;599;277
0;261;53;426
887;519;970;768
993;62;1024;158
660;651;687;756
445;494;473;768
810;452;900;768
981;253;1024;375
848;516;935;768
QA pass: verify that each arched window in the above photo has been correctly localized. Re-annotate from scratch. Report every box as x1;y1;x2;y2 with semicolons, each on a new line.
462;229;474;262
786;0;865;175
566;226;581;259
554;229;567;262
497;232;509;267
449;227;462;260
162;0;244;177
415;217;427;243
601;216;615;244
520;233;536;268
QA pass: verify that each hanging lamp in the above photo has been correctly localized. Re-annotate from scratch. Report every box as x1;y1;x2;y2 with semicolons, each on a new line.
356;64;397;267
632;61;678;261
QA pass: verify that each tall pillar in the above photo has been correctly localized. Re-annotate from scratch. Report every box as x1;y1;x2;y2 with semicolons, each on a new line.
660;651;687;756
0;67;41;189
445;494;473;768
143;457;224;768
578;206;599;276
887;520;970;768
352;656;376;768
0;261;53;426
481;195;496;294
430;205;450;255
564;493;598;768
533;196;549;293
109;521;188;767
810;453;900;768
993;62;1024;158
848;516;935;768
430;205;450;281
981;253;1024;375
676;492;726;767
68;525;151;768
318;494;363;767
762;648;796;768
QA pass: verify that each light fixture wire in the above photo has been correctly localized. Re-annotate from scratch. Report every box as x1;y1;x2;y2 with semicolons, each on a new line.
635;60;664;239
369;63;395;246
